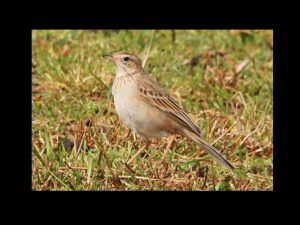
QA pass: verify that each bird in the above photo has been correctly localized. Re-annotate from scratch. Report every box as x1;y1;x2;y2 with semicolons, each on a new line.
103;52;234;170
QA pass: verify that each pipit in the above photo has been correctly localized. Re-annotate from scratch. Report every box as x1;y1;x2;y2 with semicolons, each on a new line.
104;52;234;170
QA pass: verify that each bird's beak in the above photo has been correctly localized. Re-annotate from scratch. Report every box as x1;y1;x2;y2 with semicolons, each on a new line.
102;54;114;61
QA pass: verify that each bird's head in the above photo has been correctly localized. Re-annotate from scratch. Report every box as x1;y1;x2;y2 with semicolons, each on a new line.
103;52;143;75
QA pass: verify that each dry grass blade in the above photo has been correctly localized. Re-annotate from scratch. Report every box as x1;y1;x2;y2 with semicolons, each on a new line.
240;119;263;146
33;148;71;190
142;30;155;68
235;59;250;74
211;122;237;145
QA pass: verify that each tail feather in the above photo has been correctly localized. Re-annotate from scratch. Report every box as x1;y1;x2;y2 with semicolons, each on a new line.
184;130;234;170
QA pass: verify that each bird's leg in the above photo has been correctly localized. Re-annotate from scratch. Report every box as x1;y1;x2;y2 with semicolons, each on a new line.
121;129;137;144
121;129;132;141
160;135;175;163
132;132;137;142
126;141;150;164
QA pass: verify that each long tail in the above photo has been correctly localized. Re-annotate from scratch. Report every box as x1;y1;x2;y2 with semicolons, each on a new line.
183;130;234;170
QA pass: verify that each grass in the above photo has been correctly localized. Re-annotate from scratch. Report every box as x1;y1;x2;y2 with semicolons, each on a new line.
32;30;273;190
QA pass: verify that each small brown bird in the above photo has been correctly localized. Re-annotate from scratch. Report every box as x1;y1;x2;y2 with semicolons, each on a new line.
104;52;234;170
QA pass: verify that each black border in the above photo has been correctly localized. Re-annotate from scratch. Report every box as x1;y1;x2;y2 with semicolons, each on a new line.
13;14;287;195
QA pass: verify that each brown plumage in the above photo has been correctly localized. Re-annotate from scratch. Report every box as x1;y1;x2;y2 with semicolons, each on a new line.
104;52;234;170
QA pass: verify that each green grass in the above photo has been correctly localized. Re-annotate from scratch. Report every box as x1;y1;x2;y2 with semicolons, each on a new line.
32;30;273;190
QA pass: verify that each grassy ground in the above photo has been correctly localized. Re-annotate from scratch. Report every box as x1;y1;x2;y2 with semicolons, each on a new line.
32;30;273;190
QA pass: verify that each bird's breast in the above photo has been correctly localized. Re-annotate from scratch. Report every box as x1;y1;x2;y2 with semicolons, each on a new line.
112;77;171;139
112;77;140;125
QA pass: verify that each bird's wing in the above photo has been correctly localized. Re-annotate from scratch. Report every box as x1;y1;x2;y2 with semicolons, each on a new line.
136;74;204;137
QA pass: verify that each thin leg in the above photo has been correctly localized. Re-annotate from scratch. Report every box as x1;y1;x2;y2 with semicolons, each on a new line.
160;135;175;163
132;132;137;142
121;129;131;141
127;141;150;164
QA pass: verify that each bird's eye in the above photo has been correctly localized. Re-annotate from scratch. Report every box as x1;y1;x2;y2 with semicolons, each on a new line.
124;57;130;61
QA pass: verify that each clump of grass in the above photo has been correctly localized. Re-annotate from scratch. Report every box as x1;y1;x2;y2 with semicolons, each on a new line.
32;30;273;190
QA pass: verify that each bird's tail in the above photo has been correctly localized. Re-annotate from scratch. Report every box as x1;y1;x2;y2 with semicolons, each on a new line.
183;130;234;170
